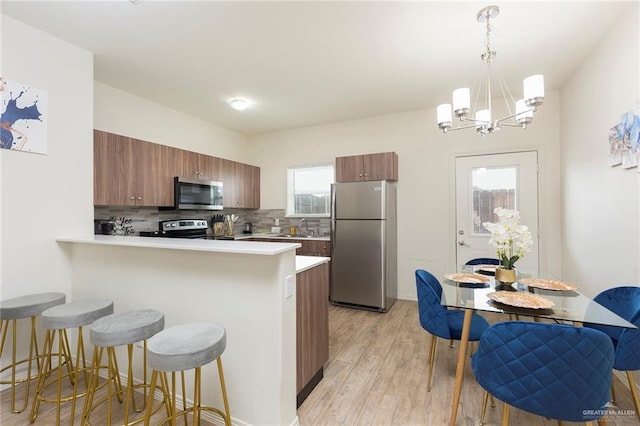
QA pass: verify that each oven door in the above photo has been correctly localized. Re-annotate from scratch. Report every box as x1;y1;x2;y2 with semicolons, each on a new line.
175;177;223;210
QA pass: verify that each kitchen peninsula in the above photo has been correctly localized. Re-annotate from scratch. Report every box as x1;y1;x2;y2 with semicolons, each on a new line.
57;235;328;426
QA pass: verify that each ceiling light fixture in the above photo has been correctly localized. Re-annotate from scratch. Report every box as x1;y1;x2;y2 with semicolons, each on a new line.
229;98;250;111
436;5;544;137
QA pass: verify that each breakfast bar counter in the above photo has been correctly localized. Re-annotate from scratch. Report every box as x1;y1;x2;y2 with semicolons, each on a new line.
58;235;303;426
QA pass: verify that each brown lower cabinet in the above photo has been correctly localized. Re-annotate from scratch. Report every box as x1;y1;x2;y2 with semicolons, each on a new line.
296;261;329;407
245;237;330;405
245;237;329;256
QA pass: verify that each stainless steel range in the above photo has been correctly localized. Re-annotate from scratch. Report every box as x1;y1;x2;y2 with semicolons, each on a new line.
140;219;208;239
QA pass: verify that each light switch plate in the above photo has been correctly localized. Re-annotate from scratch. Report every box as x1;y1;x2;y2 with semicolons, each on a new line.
285;275;294;299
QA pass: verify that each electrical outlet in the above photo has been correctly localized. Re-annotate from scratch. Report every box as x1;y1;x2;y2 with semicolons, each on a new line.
275;218;280;226
285;275;294;299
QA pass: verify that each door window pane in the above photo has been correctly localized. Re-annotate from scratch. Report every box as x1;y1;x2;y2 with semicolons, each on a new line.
472;166;517;234
286;164;334;217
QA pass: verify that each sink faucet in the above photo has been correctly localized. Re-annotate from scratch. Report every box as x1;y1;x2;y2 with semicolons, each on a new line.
300;218;310;236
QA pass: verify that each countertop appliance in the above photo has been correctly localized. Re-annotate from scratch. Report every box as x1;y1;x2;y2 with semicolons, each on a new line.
139;219;209;239
174;177;223;210
94;219;115;235
243;222;253;234
330;180;397;312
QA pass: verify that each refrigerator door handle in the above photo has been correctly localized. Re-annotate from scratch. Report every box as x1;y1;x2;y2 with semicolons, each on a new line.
330;220;336;249
330;183;337;219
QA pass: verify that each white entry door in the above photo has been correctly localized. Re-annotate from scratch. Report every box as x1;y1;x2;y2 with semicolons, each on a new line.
455;151;539;272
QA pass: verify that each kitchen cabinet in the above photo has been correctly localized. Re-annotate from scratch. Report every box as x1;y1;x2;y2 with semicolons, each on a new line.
93;130;260;209
222;159;260;209
335;151;398;182
94;130;174;207
246;237;330;256
296;261;329;406
298;240;330;256
182;150;223;181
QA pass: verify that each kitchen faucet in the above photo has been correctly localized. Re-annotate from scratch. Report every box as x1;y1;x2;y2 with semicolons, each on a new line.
300;218;310;236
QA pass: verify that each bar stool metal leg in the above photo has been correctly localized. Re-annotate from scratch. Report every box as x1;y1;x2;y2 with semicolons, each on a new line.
0;317;39;413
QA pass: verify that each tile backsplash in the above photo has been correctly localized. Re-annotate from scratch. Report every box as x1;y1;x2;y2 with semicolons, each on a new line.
95;207;330;237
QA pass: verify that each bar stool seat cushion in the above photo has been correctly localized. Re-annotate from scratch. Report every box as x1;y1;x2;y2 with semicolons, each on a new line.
41;299;114;330
147;323;226;372
0;292;66;320
90;309;165;347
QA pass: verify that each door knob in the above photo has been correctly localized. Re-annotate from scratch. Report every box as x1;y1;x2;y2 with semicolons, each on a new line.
458;240;470;246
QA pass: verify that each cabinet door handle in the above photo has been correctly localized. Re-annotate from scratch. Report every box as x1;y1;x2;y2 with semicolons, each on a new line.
137;197;142;200
130;196;135;200
364;173;368;177
359;173;363;177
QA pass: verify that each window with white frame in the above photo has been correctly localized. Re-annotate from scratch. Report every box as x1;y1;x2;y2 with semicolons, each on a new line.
286;164;334;217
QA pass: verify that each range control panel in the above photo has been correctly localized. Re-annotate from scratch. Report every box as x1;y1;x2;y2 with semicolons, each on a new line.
160;219;208;232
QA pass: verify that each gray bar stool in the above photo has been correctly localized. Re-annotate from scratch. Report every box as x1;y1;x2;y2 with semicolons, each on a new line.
83;309;165;425
0;292;66;413
144;323;231;426
30;298;114;426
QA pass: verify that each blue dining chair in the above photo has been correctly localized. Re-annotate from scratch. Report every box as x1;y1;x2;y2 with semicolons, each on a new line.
464;258;500;266
472;321;614;425
584;286;640;421
415;269;490;391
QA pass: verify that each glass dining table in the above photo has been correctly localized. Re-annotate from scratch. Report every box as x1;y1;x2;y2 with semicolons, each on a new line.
441;268;637;426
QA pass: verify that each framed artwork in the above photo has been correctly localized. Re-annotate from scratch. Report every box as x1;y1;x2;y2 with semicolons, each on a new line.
609;109;640;170
1;77;48;154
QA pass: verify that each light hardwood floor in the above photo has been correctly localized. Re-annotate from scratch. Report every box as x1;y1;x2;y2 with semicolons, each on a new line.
2;301;638;425
297;300;639;426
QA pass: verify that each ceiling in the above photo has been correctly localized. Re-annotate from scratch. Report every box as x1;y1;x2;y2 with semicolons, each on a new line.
1;1;632;136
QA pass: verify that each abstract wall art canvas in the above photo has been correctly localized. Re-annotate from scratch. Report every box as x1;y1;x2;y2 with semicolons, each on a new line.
1;77;48;154
609;109;640;169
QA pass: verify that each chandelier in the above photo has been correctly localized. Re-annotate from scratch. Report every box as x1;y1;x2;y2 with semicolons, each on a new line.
436;5;544;137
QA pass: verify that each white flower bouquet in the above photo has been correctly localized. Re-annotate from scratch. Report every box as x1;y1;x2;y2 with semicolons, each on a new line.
482;207;533;269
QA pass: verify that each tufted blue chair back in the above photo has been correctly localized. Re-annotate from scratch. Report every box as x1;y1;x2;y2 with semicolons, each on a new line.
415;269;451;339
464;258;500;266
472;321;614;422
587;286;640;371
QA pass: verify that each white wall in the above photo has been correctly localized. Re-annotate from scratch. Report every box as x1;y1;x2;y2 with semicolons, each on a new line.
249;92;562;300
560;4;640;297
94;82;249;161
0;15;93;299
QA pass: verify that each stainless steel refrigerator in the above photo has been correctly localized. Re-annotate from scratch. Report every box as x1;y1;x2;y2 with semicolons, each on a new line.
330;180;397;312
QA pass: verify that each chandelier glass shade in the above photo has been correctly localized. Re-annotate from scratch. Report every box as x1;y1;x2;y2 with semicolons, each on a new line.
436;5;544;137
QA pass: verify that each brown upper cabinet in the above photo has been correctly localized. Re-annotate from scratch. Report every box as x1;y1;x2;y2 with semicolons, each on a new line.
222;159;260;209
94;130;175;207
94;130;260;209
182;150;223;182
335;152;398;182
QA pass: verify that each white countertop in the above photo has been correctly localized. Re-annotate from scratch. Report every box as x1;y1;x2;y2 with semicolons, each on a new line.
295;255;330;274
57;235;301;255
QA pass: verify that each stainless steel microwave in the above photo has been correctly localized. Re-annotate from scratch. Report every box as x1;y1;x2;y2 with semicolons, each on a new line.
174;177;223;210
